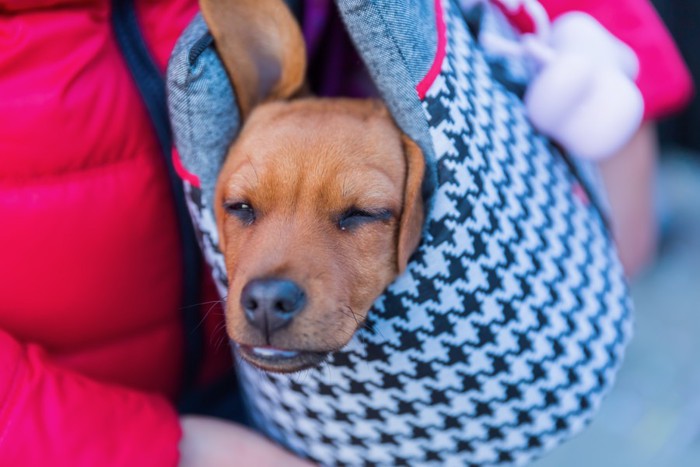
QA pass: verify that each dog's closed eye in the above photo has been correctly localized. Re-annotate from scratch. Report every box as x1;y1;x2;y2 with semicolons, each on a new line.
225;201;256;225
337;208;393;231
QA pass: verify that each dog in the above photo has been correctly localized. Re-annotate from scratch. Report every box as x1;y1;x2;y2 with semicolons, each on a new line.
204;0;425;373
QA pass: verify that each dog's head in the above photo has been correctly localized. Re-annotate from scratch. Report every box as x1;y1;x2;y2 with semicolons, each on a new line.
204;0;425;372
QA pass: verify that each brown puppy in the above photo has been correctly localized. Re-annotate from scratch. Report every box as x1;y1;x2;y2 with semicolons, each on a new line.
203;0;425;373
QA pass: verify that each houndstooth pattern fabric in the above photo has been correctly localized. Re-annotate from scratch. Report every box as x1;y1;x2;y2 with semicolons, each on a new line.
232;1;632;465
177;0;632;464
182;183;228;298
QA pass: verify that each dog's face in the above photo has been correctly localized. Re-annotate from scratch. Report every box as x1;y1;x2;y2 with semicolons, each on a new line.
202;0;424;372
215;99;424;372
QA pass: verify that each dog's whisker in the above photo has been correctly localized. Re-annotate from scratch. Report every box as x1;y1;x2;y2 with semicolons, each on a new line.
210;321;229;345
245;154;260;185
337;306;359;328
340;304;380;338
342;304;379;333
213;320;227;332
344;305;361;328
358;315;384;338
180;299;227;310
213;334;227;352
195;301;227;332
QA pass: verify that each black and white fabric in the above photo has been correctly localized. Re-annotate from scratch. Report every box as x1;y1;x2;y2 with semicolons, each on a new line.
166;0;633;465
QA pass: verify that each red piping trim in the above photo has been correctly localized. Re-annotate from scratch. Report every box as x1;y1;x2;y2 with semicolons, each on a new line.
172;147;201;188
416;0;447;100
572;182;590;206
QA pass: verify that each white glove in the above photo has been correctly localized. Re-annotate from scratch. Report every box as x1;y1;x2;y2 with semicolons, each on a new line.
524;12;643;160
481;10;644;160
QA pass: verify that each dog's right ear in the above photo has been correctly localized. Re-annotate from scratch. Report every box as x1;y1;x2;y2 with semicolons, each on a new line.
200;0;306;120
396;135;426;274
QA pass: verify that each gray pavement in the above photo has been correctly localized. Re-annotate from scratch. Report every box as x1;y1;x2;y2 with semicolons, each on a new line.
532;153;700;467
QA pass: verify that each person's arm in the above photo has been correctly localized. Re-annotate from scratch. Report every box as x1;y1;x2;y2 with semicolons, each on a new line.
0;328;312;466
599;122;659;276
179;416;312;467
0;328;181;466
537;0;692;276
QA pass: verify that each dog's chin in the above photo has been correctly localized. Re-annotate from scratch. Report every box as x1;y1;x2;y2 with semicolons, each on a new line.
236;344;329;373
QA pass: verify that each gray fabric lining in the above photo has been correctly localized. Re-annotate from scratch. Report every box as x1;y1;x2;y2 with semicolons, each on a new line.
335;0;438;196
166;13;240;209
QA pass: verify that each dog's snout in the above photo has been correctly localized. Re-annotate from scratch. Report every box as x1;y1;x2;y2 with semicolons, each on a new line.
241;278;306;337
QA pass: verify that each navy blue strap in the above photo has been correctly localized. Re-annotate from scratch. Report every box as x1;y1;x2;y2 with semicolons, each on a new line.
111;0;204;402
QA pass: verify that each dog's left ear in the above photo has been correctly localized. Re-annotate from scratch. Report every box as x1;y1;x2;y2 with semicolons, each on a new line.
397;135;426;273
200;0;306;120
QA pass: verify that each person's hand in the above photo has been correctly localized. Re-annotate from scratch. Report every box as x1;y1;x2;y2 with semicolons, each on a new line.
599;122;659;277
179;415;313;467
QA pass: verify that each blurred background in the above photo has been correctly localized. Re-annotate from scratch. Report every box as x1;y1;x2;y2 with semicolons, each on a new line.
534;1;700;465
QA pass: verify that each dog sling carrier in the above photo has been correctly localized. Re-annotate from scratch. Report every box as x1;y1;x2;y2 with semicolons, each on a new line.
166;1;632;464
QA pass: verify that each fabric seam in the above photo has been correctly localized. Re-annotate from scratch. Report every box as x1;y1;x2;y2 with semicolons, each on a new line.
0;151;160;187
416;0;447;99
0;348;26;451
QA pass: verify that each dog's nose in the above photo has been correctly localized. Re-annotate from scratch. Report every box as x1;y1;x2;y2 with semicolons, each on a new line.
241;278;306;337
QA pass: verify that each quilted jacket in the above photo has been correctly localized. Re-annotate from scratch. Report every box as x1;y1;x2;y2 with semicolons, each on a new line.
0;0;229;465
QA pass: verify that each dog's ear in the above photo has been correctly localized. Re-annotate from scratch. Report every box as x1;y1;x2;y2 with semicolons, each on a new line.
200;0;306;120
397;135;426;273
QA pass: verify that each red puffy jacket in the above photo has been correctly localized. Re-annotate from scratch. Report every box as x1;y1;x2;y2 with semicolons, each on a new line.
0;0;229;465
